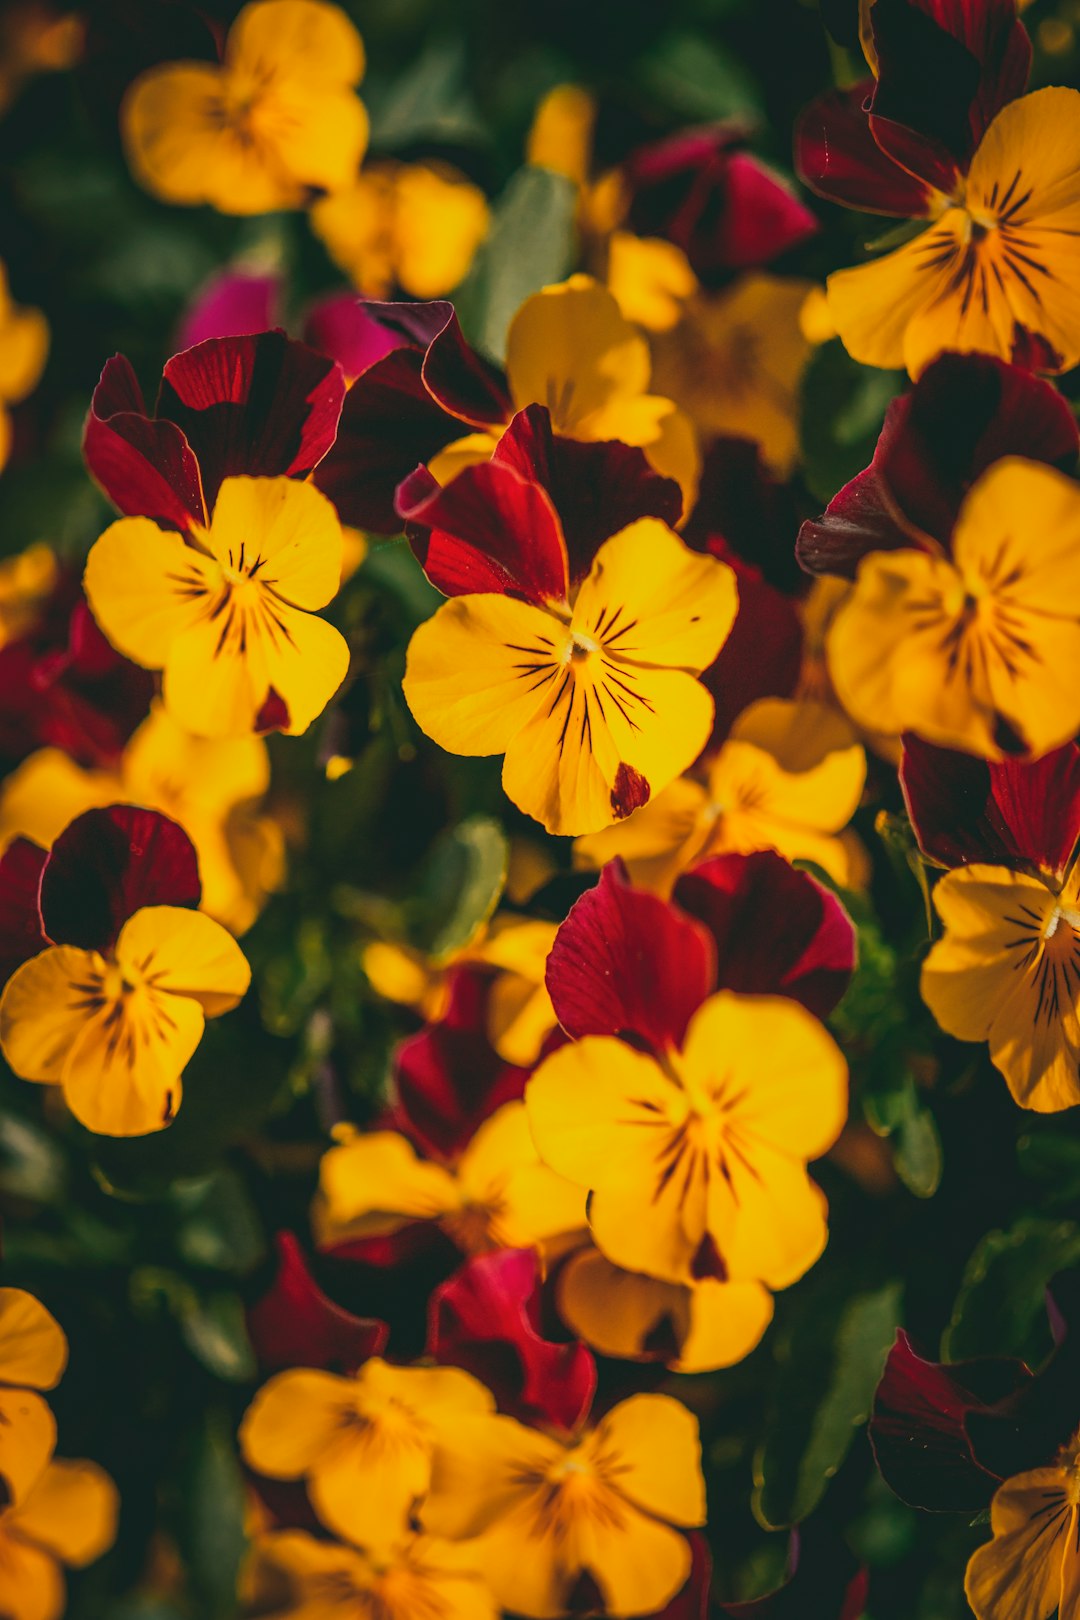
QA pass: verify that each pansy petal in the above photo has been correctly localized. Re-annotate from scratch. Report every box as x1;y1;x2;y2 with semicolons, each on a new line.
206;476;343;611
0;947;107;1085
115;906;250;1016
506;277;651;432
965;1470;1070;1620
0;1524;63;1620
12;1461;119;1567
83;519;218;672
0;1388;56;1506
60;983;204;1137
247;1233;387;1374
83;355;206;531
795;83;937;216
40;806;200;952
593;1394;706;1525
317;1130;459;1236
0;1290;67;1392
0;838;49;985
239;1368;357;1479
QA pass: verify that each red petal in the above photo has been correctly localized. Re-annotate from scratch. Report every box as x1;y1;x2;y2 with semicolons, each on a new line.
246;1233;387;1374
795;84;937;216
157;332;345;513
428;1248;596;1432
901;735;1080;882
83;355;207;531
674;852;855;1018
39;806;201;952
650;1535;712;1620
362;300;508;428
493;405;683;585
0;839;49;984
390;967;530;1162
302;292;406;380
685;437;806;596
175;269;283;350
399;454;570;606
545;862;716;1051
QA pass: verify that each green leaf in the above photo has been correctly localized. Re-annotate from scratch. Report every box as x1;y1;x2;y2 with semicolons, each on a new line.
178;1289;257;1384
892;1091;944;1200
942;1215;1080;1364
454;166;577;363
406;814;509;960
634;30;762;121
179;1409;249;1620
1018;1127;1080;1209
800;342;905;506
366;37;486;147
172;1168;266;1275
753;1278;903;1529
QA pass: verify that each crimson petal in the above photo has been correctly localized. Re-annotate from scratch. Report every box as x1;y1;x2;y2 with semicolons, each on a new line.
794;84;937;217
39;806;201;952
428;1248;596;1433
302;292;405;380
156;332;345;513
901;736;1080;882
0;839;49;985
175;268;283;351
83;355;206;531
246;1232;387;1374
674;852;856;1019
545;861;716;1051
360;300;508;428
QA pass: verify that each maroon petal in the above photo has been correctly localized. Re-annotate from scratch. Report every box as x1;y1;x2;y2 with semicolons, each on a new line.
302;292;406;380
156;332;346;513
900;735;1080;881
794;84;937;216
684;436;806;597
647;1534;712;1619
428;1248;596;1433
869;1329;1028;1511
39;806;201;952
246;1233;387;1374
493;405;683;584
699;541;803;746
83;355;207;531
674;852;856;1019
796;463;914;580
545;862;716;1051
399;453;570;606
390;966;529;1162
877;352;1079;545
0;839;49;984
359;300;508;428
175;268;283;351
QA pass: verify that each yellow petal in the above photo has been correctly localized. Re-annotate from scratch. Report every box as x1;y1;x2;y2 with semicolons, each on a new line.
826;216;961;375
0;752;116;855
589;1393;705;1525
572;1497;692;1618
0;1524;63;1620
423;1411;560;1542
10;1460;119;1568
239;1368;358;1479
60;984;203;1138
457;1102;586;1246
505;275;651;432
0;1388;55;1507
316;1130;459;1239
226;0;365;87
0;1291;67;1392
83;521;217;672
607;232;699;333
526;84;596;188
0;304;48;405
965;1469;1070;1620
0;947;104;1085
115;906;251;1016
208;477;344;612
572;775;709;894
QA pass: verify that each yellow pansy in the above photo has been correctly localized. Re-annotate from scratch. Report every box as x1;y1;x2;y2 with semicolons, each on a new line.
0;1289;67;1510
827;458;1080;759
575;697;866;893
242;1529;498;1620
0;263;48;471
239;1358;494;1549
84;475;350;741
966;1434;1080;1620
0;1459;118;1620
121;0;368;214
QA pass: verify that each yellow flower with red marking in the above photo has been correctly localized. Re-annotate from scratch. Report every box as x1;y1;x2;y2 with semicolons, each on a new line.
121;0;368;214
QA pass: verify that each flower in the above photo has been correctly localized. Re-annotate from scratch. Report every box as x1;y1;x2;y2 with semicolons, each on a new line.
84;474;349;739
965;1443;1080;1620
121;0;368;214
313;1101;585;1262
246;1232;387;1375
402;465;736;835
0;806;250;1136
421;1392;706;1618
242;1529;497;1620
0;1288;67;1508
238;1357;494;1547
311;160;489;299
0;703;283;933
0;262;48;470
826;457;1080;758
574;697;866;893
0;1458;118;1620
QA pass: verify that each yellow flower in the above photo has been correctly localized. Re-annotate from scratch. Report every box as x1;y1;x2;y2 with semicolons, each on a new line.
921;861;1080;1113
121;0;368;215
827;87;1080;377
0;542;56;649
421;1393;706;1618
0;1289;67;1509
0;705;283;934
428;276;701;513
607;230;700;334
965;1435;1080;1620
239;1358;494;1549
574;697;867;893
0;1459;118;1620
403;517;736;838
242;1529;498;1620
313;1103;585;1258
0;263;48;471
525;84;596;189
0;905;250;1136
826;458;1080;759
83;476;350;741
525;990;847;1288
311;160;489;299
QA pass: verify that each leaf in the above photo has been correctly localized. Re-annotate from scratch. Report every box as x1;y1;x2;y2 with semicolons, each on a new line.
799;341;905;506
942;1216;1080;1365
172;1168;267;1275
892;1091;943;1200
406;814;509;960
753;1277;903;1529
366;37;486;148
1018;1127;1080;1209
179;1289;258;1383
634;30;762;121
454;166;578;363
179;1409;250;1620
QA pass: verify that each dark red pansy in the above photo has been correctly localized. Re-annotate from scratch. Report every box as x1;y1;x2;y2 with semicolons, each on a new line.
314;299;510;534
797;353;1079;578
38;805;201;954
84;331;345;531
623;126;819;282
675;852;857;1020
869;1329;1030;1512
0;840;49;986
545;861;716;1052
389;966;529;1163
684;436;805;597
428;1248;596;1433
795;83;939;217
175;268;283;351
900;735;1080;882
717;1530;868;1619
698;541;803;748
246;1232;387;1374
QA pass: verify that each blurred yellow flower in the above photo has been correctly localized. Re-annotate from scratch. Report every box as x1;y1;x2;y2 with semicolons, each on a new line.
0;264;48;471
